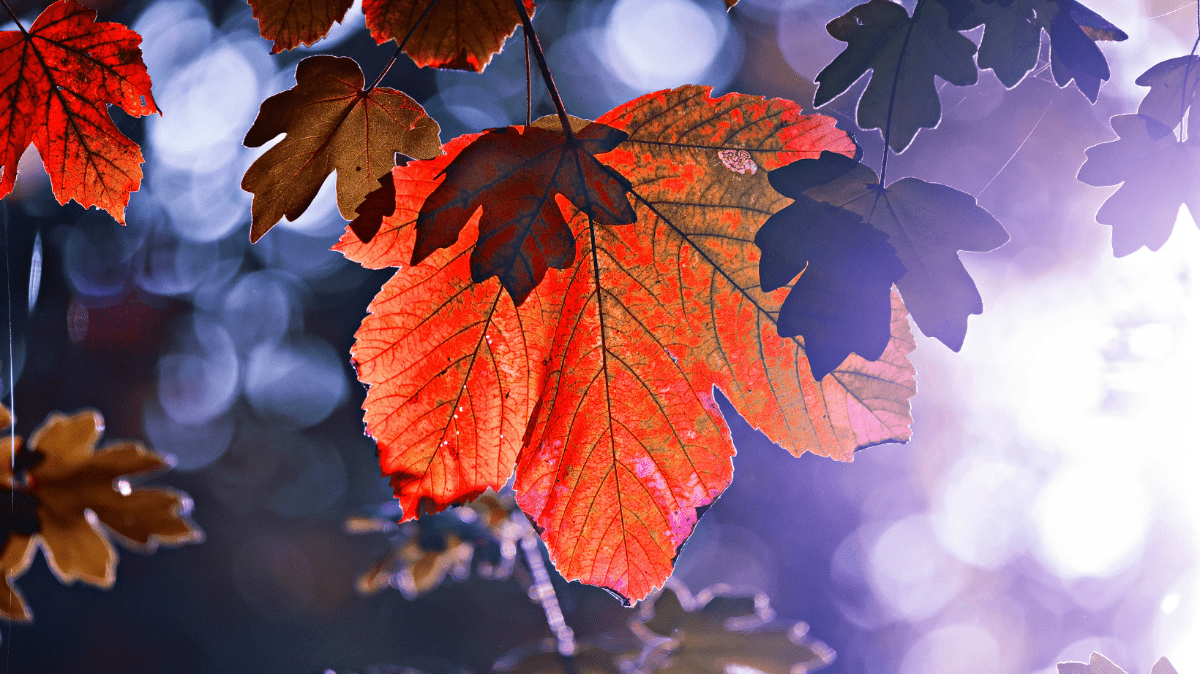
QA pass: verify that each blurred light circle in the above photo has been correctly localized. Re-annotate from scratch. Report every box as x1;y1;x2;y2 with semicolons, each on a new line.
934;460;1038;569
297;0;363;51
67;297;89;343
275;173;346;237
898;625;1000;674
142;396;235;470
829;524;894;629
249;225;348;279
154;163;251;243
244;337;348;427
64;224;135;306
603;0;725;92
135;228;224;297
134;0;214;81
266;434;348;517
221;270;306;352
149;40;266;172
1033;460;1151;578
868;514;968;621
157;317;240;424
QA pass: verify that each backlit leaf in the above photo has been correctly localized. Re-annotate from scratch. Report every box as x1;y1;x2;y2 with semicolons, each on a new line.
248;0;354;52
1048;0;1126;102
813;0;977;152
790;151;1008;350
0;0;157;223
1136;56;1200;139
1058;653;1178;674
340;85;917;603
1077;114;1200;255
364;0;536;72
635;582;834;674
242;55;441;242
412;121;636;305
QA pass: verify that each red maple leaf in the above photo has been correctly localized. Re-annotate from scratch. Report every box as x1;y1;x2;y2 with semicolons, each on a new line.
0;0;157;223
337;86;916;603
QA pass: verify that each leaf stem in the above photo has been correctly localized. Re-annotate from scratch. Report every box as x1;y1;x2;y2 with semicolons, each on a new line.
366;0;443;91
879;0;923;186
1182;0;1200;141
519;530;576;658
1;0;26;33
523;29;532;125
510;0;574;140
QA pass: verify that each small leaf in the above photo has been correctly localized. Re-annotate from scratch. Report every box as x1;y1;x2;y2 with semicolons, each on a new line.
634;581;834;674
795;151;1008;350
1048;0;1126;102
248;0;354;52
0;0;157;223
412;122;636;305
813;0;978;152
759;164;906;379
1136;56;1200;139
241;55;442;242
1077;114;1200;255
947;0;1048;88
1058;653;1129;674
364;0;536;72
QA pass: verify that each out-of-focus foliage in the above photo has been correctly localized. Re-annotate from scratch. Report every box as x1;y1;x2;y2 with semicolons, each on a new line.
1;404;202;622
1058;652;1179;674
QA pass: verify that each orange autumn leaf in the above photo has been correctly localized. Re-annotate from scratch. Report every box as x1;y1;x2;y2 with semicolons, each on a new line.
0;0;157;223
364;0;536;72
1;406;202;621
337;86;916;603
248;0;355;52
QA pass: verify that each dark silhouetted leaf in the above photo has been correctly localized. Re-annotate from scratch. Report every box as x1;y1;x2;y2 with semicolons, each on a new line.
0;405;202;621
792;151;1007;350
241;55;441;242
943;0;1047;88
412;121;636;305
352;174;401;243
248;0;354;52
339;86;917;603
0;0;157;223
1048;0;1126;102
1078;114;1200;255
1136;55;1200;139
758;164;905;379
813;0;977;152
365;0;536;72
634;581;834;674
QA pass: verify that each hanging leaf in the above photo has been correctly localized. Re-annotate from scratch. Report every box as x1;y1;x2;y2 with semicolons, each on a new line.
813;0;978;152
339;85;917;603
248;0;355;52
1048;0;1127;102
364;0;536;72
0;0;157;223
1136;55;1200;139
411;118;636;304
1078;114;1200;256
0;405;202;622
784;151;1008;350
241;55;442;242
758;163;906;379
633;581;834;674
940;0;1046;88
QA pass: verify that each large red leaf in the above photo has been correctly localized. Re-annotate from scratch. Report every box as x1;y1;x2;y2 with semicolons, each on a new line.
0;0;157;223
338;86;916;603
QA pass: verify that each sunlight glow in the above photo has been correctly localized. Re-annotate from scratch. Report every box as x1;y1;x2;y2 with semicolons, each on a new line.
603;0;725;92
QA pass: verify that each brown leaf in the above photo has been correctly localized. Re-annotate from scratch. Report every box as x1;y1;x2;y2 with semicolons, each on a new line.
241;54;442;242
364;0;536;72
1;534;35;622
25;410;203;587
249;0;355;53
635;581;834;674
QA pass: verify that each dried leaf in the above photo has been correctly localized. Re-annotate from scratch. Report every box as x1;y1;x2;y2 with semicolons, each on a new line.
249;0;355;52
242;55;442;242
364;0;536;72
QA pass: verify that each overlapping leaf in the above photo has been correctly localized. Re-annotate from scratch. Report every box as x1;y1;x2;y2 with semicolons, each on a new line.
339;85;918;603
1136;55;1200;139
0;0;157;223
412;120;636;304
634;581;834;674
783;151;1008;350
758;163;906;379
241;55;441;242
1;406;202;622
814;0;977;152
1078;114;1200;255
365;0;536;72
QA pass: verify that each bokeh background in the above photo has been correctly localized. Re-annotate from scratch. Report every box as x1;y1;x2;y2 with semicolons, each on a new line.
2;0;1200;672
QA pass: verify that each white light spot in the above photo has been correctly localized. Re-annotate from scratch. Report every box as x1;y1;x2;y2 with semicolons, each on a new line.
603;0;725;92
117;480;132;496
1163;593;1182;615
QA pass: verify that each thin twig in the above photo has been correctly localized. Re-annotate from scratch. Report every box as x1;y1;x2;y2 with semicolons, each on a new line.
366;0;443;91
510;0;573;139
1181;0;1200;141
525;30;533;127
1;0;27;33
519;531;576;658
